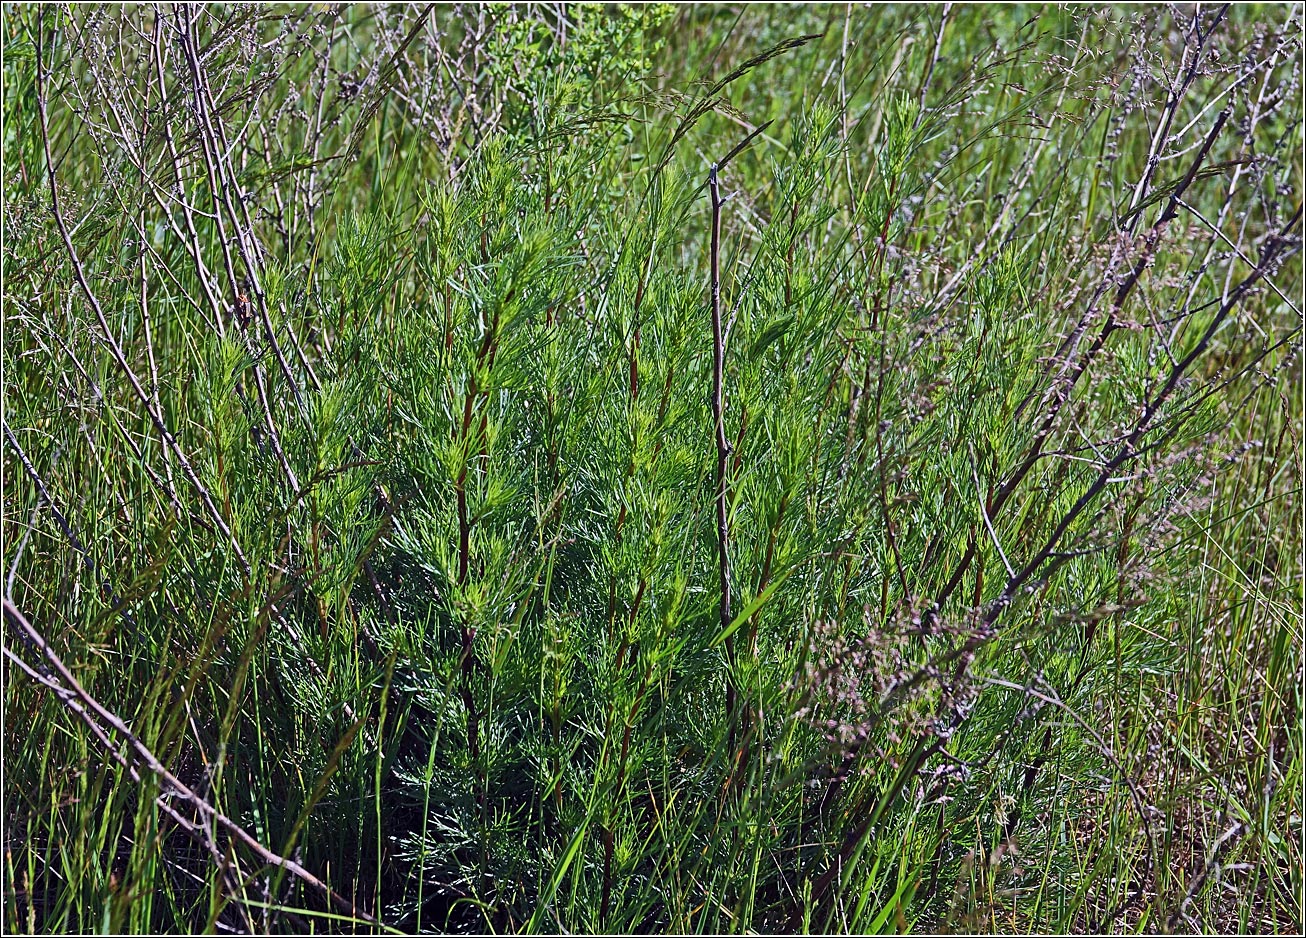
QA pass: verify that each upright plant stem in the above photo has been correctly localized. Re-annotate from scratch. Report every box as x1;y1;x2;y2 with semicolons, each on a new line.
709;165;736;735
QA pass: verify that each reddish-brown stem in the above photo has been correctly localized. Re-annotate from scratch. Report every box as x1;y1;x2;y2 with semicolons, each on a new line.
709;165;736;736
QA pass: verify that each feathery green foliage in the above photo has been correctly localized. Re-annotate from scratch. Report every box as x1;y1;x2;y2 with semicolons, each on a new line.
3;4;1301;934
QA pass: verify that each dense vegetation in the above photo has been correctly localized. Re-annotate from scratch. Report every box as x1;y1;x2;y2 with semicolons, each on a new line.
3;4;1301;933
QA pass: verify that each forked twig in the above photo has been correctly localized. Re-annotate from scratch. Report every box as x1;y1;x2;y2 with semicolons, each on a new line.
2;598;377;926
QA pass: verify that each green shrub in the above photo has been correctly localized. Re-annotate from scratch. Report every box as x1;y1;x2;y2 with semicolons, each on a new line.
4;4;1300;933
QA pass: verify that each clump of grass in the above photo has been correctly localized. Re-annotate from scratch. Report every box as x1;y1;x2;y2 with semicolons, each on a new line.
3;4;1301;934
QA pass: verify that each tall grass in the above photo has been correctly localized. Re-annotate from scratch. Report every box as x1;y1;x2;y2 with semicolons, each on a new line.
3;4;1301;933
